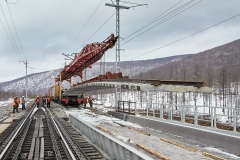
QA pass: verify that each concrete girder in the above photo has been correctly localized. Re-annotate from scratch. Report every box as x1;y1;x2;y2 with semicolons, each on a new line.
63;81;212;96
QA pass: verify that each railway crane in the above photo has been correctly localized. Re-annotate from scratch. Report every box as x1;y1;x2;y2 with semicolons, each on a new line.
51;34;119;105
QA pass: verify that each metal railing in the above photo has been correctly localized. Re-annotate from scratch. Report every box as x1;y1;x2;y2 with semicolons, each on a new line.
121;101;240;133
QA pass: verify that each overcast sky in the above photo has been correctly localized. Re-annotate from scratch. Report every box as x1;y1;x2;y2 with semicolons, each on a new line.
0;0;240;82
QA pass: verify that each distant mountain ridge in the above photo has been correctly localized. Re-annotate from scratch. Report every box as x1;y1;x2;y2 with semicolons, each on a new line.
0;55;186;96
1;39;240;95
133;39;240;92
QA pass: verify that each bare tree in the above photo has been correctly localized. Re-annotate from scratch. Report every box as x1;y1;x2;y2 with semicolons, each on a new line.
193;64;201;81
219;66;227;113
179;62;187;80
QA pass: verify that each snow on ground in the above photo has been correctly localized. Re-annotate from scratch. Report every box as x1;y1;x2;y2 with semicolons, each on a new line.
0;99;33;120
0;100;12;120
205;147;240;159
64;107;142;129
59;101;240;160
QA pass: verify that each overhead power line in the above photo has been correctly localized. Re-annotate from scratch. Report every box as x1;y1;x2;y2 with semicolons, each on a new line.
128;13;240;61
0;16;19;56
83;1;130;45
6;0;20;4
105;0;200;57
65;0;104;51
122;0;203;46
0;4;23;59
84;13;115;44
122;0;184;41
6;2;27;60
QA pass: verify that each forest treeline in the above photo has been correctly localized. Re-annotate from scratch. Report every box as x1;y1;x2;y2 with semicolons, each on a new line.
1;39;240;101
0;88;40;101
133;39;240;95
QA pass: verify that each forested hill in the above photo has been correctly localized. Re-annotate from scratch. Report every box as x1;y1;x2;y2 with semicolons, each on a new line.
0;55;186;97
133;39;240;92
1;39;240;96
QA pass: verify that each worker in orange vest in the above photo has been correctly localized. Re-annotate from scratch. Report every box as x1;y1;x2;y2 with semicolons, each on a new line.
12;96;19;113
36;96;40;107
88;96;94;108
42;96;46;107
83;97;88;109
16;96;20;109
47;95;51;108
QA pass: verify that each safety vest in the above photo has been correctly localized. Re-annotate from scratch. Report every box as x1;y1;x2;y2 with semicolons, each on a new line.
88;97;92;103
16;99;20;104
13;100;17;107
47;97;51;102
84;98;88;104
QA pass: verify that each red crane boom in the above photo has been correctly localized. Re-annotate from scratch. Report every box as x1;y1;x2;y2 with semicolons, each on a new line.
55;34;118;82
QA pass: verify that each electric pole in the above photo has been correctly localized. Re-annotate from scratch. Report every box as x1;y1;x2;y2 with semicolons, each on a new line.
105;0;147;109
19;60;28;99
62;53;79;86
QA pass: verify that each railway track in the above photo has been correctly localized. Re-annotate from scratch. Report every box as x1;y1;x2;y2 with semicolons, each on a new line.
0;104;108;160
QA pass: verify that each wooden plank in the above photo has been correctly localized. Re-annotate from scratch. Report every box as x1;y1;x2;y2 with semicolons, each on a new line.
40;117;44;128
128;127;150;136
202;152;226;160
39;127;44;137
33;118;40;138
136;143;169;160
39;118;44;137
96;125;130;142
34;136;40;160
160;138;196;152
40;138;44;160
28;138;36;159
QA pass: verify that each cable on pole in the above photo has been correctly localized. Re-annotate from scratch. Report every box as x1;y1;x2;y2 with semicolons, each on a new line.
0;4;23;60
65;0;104;52
6;1;27;60
0;16;19;57
122;0;203;46
5;0;20;4
128;13;240;61
19;60;28;99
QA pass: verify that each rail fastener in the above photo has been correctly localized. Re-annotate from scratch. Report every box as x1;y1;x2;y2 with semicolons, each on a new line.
96;125;131;142
136;143;169;160
202;152;226;160
160;138;196;152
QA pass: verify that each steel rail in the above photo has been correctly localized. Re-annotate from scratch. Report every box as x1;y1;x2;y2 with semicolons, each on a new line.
0;116;9;123
70;114;154;160
54;118;90;160
0;104;36;159
46;108;76;160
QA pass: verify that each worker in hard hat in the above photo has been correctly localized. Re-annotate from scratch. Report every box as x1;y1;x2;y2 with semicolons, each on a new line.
12;96;19;113
36;96;40;107
83;97;88;109
47;95;51;108
42;96;46;107
21;96;26;110
88;96;94;108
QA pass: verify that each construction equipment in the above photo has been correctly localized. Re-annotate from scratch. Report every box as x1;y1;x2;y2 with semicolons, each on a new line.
53;34;118;101
55;34;118;82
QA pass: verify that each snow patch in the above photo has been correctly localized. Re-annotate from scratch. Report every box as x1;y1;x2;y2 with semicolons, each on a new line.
204;147;240;159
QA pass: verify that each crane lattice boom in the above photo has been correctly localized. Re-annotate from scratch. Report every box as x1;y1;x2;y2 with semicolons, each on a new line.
55;34;118;82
